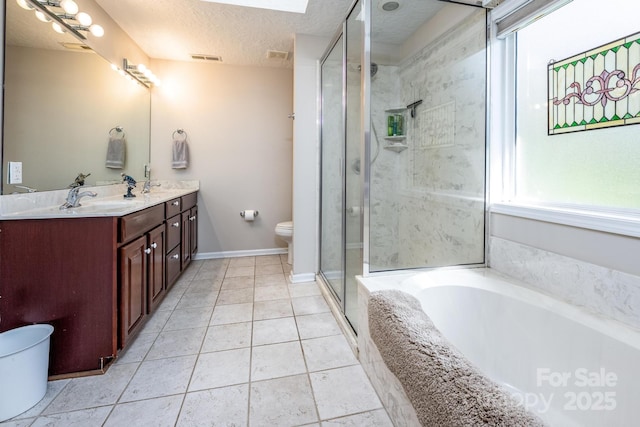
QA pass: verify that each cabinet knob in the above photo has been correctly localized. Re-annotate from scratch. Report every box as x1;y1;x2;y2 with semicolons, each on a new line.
151;242;158;249
144;248;152;254
171;254;179;260
172;201;179;206
189;216;196;221
172;222;180;227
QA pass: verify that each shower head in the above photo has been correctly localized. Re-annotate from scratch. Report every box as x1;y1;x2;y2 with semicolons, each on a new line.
358;62;379;77
371;62;378;77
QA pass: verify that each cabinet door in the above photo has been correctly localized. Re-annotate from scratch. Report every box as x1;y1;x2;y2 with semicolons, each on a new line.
148;225;166;312
119;235;148;348
189;206;198;258
182;211;191;269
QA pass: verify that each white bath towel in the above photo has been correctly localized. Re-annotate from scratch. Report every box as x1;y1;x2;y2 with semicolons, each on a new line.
172;139;189;169
105;136;126;169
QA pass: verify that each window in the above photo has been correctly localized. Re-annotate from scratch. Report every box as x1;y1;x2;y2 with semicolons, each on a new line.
513;0;640;210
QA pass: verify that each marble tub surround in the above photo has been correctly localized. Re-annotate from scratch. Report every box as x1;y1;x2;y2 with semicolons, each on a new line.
357;280;422;426
489;236;640;331
0;180;199;219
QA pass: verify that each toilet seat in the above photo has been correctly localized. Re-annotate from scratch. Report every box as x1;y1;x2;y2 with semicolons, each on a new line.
275;221;293;237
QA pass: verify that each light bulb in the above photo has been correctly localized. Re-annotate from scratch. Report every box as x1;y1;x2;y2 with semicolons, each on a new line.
89;24;104;37
76;12;92;26
59;0;79;15
35;10;52;22
111;63;119;71
137;64;147;73
154;80;162;87
52;22;65;34
17;0;34;11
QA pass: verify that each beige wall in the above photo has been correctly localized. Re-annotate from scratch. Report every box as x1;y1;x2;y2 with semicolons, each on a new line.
149;59;293;255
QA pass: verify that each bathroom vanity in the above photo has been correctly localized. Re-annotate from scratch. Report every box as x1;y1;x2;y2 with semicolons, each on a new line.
0;184;198;377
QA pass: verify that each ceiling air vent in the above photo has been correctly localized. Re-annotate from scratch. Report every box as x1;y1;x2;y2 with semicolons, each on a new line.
191;54;223;62
266;50;290;61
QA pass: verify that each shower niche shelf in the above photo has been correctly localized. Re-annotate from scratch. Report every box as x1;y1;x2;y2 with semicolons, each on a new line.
384;143;408;153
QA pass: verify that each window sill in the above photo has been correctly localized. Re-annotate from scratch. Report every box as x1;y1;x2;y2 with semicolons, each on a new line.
490;202;640;238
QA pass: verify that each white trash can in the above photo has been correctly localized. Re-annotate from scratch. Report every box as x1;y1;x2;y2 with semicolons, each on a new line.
0;324;54;421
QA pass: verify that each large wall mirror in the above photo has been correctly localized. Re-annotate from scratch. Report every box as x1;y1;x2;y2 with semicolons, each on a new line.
2;0;151;194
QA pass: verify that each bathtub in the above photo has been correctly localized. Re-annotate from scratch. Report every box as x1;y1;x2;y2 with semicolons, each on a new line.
357;268;640;427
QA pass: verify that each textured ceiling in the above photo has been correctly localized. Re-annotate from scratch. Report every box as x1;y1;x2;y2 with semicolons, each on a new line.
7;0;476;68
95;0;353;67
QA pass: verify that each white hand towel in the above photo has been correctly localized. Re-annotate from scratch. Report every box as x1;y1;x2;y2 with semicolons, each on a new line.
172;139;189;169
106;136;126;169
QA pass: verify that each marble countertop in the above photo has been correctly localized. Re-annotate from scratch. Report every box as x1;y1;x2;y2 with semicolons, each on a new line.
0;180;199;220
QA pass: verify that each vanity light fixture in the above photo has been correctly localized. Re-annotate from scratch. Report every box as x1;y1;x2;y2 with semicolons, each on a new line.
16;0;104;40
121;59;162;88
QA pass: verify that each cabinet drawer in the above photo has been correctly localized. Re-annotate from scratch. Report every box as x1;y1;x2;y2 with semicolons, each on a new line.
182;192;197;211
165;198;181;218
166;245;181;289
166;214;181;252
119;205;164;244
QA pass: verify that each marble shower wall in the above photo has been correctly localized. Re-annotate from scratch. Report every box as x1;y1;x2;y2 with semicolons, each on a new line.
369;10;487;271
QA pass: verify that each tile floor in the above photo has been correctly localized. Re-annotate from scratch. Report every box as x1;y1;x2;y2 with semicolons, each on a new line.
1;255;393;427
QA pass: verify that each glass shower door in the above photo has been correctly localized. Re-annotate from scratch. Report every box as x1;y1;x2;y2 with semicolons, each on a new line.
344;0;363;330
319;35;345;302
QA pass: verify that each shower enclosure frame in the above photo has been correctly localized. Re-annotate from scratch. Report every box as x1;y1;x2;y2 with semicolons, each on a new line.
318;0;490;333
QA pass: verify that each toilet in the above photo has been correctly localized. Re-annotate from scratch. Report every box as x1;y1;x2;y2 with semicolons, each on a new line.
275;221;293;264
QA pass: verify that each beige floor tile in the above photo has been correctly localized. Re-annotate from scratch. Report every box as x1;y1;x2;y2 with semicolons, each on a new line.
254;254;282;266
249;375;318;426
43;364;138;414
228;256;256;268
251;341;306;381
178;385;248;427
210;303;254;325
296;312;343;340
256;264;284;276
226;266;255;278
221;275;255;290
105;395;183;427
189;348;251;391
301;335;358;372
254;284;290;302
310;365;382;420
253;299;294;320
321;409;393;426
163;307;213;331
32;407;112;427
252;317;299;346
202;322;252;352
120;355;197;402
217;288;254;305
146;327;206;360
255;273;287;287
292;295;331;316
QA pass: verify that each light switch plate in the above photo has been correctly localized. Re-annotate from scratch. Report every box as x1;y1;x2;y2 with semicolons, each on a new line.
8;161;22;184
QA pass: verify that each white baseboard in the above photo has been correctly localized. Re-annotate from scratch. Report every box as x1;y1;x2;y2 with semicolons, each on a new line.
289;272;316;283
194;248;287;260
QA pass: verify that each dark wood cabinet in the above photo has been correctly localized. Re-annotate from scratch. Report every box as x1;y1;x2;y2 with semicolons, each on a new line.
0;217;118;376
119;235;148;348
147;224;166;313
181;192;198;270
0;190;198;377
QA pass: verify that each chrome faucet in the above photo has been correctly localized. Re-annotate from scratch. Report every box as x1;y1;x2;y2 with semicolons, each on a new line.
13;185;37;193
60;187;97;209
141;180;161;194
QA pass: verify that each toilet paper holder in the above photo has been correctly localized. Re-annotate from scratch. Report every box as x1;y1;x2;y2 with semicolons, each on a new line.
240;210;259;218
